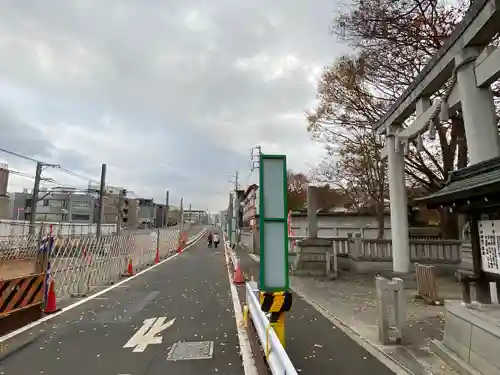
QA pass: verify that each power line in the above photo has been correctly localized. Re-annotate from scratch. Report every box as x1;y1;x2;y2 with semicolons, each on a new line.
0;146;99;182
55;166;100;183
0;147;45;164
9;169;89;192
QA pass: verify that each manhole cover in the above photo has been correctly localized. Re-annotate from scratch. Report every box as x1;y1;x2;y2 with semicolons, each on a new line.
167;341;214;361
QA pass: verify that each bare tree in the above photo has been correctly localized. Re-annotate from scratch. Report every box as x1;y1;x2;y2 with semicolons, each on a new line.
308;0;472;238
287;170;309;211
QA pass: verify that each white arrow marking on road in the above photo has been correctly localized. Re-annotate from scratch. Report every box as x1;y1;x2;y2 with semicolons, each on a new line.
123;317;176;352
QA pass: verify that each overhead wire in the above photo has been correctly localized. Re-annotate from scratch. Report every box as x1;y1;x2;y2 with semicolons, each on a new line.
0;147;43;164
8;169;90;192
0;146;109;190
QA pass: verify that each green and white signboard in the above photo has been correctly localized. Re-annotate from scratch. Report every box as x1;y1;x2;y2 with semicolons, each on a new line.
259;154;289;291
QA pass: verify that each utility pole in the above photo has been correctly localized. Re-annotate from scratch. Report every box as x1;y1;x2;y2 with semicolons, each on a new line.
116;189;126;235
165;190;169;228
29;162;43;235
28;160;61;234
96;163;106;240
180;198;184;234
229;171;240;245
228;192;234;246
188;204;192;224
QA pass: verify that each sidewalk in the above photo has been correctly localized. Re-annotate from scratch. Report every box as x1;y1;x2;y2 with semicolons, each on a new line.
0;232;243;375
235;244;461;375
232;245;398;375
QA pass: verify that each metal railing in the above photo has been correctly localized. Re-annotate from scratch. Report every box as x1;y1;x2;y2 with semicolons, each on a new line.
245;281;298;375
52;229;181;299
287;235;461;263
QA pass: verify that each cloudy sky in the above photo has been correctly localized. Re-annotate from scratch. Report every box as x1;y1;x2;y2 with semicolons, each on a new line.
0;0;348;212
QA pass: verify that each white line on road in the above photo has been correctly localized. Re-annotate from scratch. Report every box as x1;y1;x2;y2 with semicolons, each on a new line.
123;317;176;352
0;231;206;344
223;238;258;375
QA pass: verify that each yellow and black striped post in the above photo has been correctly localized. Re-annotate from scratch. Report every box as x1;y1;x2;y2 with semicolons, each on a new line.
260;291;292;347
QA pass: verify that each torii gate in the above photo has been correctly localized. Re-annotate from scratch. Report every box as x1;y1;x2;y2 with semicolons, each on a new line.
375;0;500;274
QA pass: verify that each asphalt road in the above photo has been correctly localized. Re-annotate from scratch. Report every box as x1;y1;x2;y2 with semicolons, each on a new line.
0;231;244;375
232;245;396;375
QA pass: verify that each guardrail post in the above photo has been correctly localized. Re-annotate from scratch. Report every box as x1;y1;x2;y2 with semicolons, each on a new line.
260;291;292;347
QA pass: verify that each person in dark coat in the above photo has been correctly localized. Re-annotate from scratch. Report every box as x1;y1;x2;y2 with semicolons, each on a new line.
207;232;213;247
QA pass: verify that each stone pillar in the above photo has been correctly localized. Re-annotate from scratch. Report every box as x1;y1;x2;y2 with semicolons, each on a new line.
386;135;410;274
307;184;318;238
456;47;500;164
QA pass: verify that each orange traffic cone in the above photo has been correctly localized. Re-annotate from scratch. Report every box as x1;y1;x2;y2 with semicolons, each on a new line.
122;258;134;277
155;248;160;264
44;280;59;314
233;258;245;284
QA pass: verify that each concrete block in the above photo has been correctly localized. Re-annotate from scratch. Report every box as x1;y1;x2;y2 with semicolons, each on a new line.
443;311;472;361
430;339;482;375
470;324;500;370
469;350;500;375
443;332;471;364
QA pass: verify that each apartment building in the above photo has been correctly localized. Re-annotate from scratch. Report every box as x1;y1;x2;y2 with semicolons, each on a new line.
101;193;139;228
0;164;10;219
136;198;155;228
182;209;208;224
23;189;95;223
242;184;259;229
8;191;29;220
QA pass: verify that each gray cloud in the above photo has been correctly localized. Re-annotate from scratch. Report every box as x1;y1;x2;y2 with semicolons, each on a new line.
0;0;347;210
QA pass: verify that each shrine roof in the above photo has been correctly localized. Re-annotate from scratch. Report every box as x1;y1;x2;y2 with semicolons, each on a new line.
416;156;500;208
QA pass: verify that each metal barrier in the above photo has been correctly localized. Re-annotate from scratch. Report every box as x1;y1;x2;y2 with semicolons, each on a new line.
0;273;45;317
245;281;298;375
0;226;207;335
52;229;182;300
415;263;442;305
0;227;208;301
375;276;406;345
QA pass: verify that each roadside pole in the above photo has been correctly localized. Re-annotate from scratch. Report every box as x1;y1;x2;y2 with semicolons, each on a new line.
180;198;184;234
258;154;292;347
228;193;233;246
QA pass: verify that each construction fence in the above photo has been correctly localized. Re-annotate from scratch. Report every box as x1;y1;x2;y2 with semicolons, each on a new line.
0;226;205;306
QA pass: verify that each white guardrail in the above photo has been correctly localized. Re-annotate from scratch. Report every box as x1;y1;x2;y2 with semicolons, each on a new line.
224;233;298;374
187;228;208;246
229;245;238;269
245;280;298;375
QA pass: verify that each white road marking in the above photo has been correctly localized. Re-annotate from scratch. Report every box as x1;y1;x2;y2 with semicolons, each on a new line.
0;230;207;344
223;237;258;375
124;317;176;352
